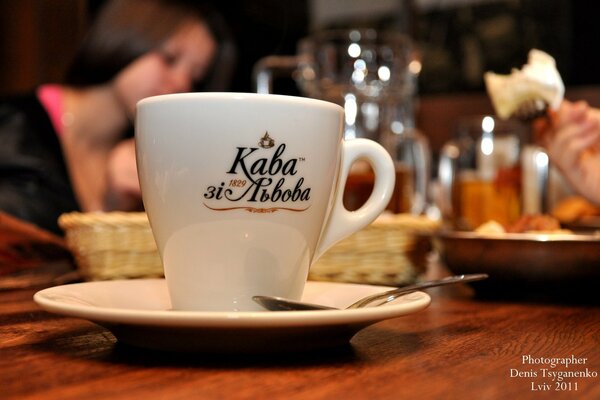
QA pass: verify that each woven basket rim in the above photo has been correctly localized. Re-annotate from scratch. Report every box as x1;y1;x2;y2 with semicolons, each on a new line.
58;211;150;229
371;214;440;228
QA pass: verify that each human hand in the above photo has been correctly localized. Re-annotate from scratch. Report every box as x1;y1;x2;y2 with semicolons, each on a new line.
105;138;143;211
541;100;600;204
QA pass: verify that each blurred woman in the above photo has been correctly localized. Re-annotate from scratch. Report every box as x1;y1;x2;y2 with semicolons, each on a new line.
0;0;229;234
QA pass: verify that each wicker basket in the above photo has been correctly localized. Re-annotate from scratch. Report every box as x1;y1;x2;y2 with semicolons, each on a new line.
58;211;439;284
309;214;440;286
58;212;163;281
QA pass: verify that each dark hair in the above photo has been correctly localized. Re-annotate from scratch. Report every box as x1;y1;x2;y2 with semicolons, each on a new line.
65;0;234;90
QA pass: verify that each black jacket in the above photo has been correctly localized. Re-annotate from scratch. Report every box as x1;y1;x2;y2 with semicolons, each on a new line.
0;93;79;235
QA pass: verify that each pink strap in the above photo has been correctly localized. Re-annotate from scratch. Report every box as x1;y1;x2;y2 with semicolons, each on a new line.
37;84;65;137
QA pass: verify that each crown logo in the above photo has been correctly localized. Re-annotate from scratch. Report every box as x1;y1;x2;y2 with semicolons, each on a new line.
258;132;275;149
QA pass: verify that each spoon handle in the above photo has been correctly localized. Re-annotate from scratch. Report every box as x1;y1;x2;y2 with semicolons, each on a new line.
347;273;488;309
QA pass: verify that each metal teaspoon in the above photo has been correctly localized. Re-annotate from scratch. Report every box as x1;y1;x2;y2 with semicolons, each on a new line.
253;273;488;311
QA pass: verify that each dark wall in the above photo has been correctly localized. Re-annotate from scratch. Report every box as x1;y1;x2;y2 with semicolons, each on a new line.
209;0;309;93
1;0;598;97
413;0;599;94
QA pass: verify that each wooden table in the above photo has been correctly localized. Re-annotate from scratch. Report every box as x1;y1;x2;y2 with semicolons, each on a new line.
1;261;598;400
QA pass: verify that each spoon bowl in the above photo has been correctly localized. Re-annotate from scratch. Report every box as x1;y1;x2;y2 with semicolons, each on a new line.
253;273;488;311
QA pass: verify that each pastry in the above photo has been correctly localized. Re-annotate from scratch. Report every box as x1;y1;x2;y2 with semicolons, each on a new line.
484;49;564;120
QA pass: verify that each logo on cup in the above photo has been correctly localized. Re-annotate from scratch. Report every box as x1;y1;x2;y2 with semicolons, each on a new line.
258;132;275;149
203;132;311;213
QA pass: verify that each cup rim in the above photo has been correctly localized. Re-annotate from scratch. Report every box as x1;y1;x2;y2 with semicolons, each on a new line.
137;92;344;113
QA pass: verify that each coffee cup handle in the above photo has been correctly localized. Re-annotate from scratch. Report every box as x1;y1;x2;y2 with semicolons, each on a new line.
313;139;395;261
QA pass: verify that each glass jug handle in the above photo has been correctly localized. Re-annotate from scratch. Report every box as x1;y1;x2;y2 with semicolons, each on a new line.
410;130;431;215
521;144;550;214
252;55;300;94
438;141;460;223
384;128;431;215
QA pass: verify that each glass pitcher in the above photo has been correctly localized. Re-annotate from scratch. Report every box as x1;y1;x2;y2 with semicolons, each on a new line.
253;28;430;214
438;115;527;229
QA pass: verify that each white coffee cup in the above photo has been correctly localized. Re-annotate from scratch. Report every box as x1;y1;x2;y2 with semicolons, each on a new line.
136;92;395;311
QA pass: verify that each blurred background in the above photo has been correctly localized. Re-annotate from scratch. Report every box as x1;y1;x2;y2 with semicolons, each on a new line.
1;0;599;152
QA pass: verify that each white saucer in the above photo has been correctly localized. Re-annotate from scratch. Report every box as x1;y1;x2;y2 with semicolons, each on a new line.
34;279;430;353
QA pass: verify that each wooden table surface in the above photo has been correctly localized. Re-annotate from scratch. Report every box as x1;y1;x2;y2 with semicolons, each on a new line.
1;261;599;400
